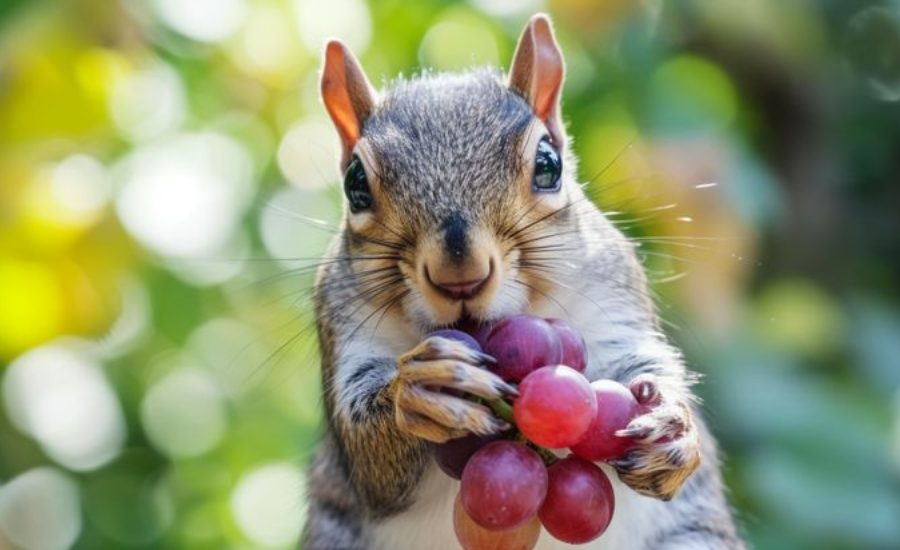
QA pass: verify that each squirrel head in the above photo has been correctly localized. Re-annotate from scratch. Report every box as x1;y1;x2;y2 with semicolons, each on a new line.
320;14;585;328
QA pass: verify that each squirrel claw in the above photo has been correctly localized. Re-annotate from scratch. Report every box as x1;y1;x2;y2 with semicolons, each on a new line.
394;338;514;442
616;426;651;439
607;450;638;470
395;385;506;443
495;380;519;399
395;411;470;443
403;336;489;366
610;383;701;501
398;359;511;400
476;352;498;366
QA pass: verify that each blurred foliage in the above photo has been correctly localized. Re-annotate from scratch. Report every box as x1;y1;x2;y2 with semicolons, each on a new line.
1;0;900;549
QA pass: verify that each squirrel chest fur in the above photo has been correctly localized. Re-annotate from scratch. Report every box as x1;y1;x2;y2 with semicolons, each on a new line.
301;14;743;550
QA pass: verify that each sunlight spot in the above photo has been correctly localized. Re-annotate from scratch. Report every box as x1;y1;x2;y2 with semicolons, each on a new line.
141;367;227;459
2;341;126;471
0;468;81;550
234;2;306;82
419;11;499;70
277;118;339;190
165;229;251;287
470;0;545;18
210;111;277;177
114;132;253;261
259;187;338;270
110;63;185;142
293;0;371;54
99;277;151;357
150;0;247;43
187;317;273;398
230;463;306;547
49;154;111;222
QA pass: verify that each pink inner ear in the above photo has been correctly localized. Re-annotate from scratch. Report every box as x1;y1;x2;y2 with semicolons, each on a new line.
321;43;360;150
533;60;563;122
508;14;565;137
320;41;376;169
530;18;565;122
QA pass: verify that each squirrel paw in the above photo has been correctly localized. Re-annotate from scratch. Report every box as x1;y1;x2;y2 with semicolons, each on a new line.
609;375;701;501
392;336;517;443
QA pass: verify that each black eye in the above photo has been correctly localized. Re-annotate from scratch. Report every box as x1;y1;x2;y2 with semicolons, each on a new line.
344;156;372;213
533;137;562;192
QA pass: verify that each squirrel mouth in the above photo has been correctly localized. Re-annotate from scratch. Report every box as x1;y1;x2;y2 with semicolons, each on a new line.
452;313;478;333
445;313;493;337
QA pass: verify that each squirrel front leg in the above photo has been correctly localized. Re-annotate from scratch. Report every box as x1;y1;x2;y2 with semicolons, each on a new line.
330;336;515;515
393;336;517;441
603;344;703;501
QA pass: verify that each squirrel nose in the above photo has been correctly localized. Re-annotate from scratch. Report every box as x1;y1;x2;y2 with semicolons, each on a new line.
426;264;492;301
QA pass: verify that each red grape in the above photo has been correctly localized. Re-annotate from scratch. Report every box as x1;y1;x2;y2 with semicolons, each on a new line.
460;441;548;531
451;317;495;347
513;366;597;449
470;322;497;349
453;492;541;550
483;315;562;382
539;457;615;544
570;379;641;461
429;329;483;353
546;318;587;372
433;433;504;480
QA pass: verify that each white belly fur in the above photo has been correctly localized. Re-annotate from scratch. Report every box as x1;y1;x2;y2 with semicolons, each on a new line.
369;461;678;550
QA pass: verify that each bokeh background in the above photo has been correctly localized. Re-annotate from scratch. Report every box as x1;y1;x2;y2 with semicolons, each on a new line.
1;0;899;548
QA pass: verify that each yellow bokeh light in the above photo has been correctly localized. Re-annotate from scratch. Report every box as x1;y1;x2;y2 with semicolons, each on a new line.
74;48;133;104
0;260;66;359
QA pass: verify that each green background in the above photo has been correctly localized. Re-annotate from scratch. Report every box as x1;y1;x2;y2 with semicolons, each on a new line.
1;0;899;549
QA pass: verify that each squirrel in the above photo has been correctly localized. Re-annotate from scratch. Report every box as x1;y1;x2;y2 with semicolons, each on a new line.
301;13;743;550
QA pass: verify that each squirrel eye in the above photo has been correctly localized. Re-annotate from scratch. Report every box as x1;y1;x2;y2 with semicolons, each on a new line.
533;137;562;192
344;155;373;213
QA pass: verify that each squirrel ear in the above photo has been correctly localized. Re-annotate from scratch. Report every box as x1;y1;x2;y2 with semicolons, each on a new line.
508;14;565;143
321;40;377;169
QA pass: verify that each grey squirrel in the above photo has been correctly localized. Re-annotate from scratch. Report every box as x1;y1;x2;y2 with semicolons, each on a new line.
302;14;743;550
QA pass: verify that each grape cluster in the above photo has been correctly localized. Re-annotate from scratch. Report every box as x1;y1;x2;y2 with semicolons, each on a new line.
430;315;647;549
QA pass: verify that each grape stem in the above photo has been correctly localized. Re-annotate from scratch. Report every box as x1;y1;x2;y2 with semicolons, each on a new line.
487;399;559;466
488;398;515;425
522;434;560;466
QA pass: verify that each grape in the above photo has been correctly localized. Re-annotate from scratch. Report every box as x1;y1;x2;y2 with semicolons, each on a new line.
470;322;496;349
545;318;587;372
453;318;496;349
433;433;504;480
453;492;542;550
429;329;483;353
460;441;548;531
483;315;562;382
513;366;597;449
538;457;615;544
570;379;641;461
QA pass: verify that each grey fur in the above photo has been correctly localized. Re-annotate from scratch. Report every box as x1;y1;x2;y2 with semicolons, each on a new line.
365;70;534;232
302;65;744;549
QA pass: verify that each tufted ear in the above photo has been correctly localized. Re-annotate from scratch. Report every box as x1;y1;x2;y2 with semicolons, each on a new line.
508;14;566;145
321;40;377;170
